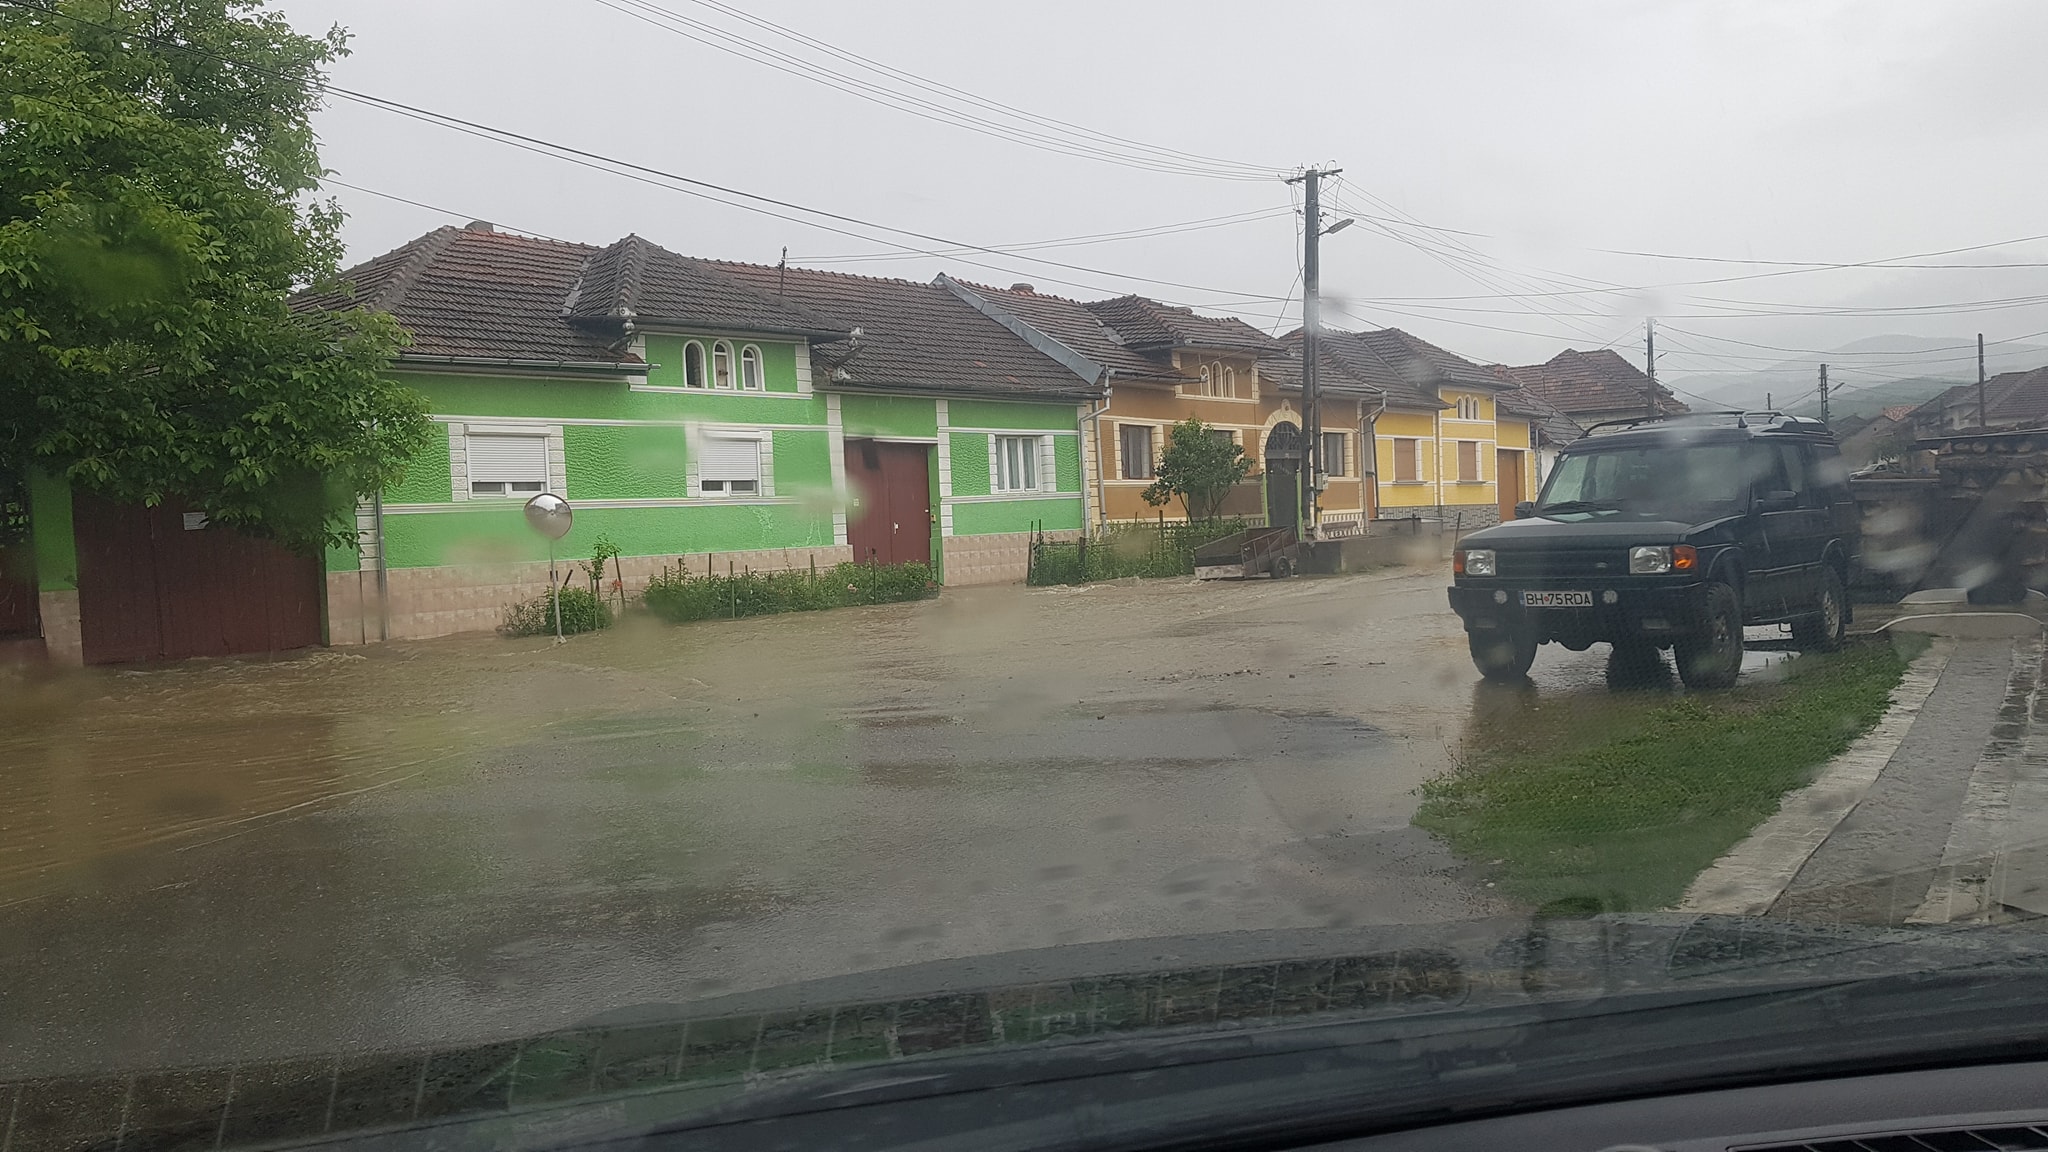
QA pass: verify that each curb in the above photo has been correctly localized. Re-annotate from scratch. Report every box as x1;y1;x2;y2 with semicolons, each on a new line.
1675;635;1955;916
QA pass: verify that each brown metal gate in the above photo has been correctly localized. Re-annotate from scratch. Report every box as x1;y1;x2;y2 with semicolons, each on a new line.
73;493;323;665
844;440;933;567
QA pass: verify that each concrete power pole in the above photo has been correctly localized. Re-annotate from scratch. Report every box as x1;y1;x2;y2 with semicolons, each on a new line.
1979;332;1988;428
1645;318;1658;418
1288;165;1341;537
1819;363;1830;427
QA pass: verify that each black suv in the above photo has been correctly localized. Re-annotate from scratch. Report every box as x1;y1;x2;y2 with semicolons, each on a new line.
1447;413;1859;689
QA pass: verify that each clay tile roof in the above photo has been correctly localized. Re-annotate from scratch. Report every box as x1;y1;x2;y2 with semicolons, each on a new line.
704;262;1100;401
1984;365;2048;425
1880;404;1917;422
1083;295;1286;356
1305;329;1446;410
1347;328;1505;393
298;226;633;366
1491;377;1584;445
945;280;1182;382
567;236;849;337
1495;348;1688;417
1255;345;1383;398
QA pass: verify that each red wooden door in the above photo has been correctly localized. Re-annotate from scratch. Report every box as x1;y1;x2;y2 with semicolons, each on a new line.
844;440;932;567
73;493;323;665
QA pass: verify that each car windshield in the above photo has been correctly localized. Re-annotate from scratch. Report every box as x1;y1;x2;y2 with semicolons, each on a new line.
1539;441;1751;516
7;3;2048;1150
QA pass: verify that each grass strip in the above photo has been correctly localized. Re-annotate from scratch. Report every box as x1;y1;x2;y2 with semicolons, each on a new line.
1413;636;1925;913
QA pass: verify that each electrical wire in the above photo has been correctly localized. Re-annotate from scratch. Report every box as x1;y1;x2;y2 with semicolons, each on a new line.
788;207;1292;264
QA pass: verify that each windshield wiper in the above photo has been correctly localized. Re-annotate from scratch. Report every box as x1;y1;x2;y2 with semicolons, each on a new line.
1535;500;1618;514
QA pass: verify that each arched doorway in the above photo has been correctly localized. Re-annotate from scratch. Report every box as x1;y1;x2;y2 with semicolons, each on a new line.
1263;421;1302;530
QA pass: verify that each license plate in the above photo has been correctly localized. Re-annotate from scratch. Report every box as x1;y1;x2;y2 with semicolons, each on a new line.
1522;590;1593;608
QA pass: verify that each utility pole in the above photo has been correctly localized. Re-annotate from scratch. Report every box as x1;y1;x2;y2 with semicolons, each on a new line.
1287;165;1341;538
1645;318;1658;418
1819;363;1830;427
1978;332;1988;428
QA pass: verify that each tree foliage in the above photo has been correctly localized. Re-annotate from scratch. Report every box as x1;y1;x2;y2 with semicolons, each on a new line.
1142;418;1253;521
0;0;430;551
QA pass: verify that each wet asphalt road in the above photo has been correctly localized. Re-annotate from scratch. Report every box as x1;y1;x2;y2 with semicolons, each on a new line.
0;565;1759;1077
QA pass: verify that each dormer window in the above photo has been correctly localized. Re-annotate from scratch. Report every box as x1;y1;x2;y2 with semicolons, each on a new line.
712;341;735;389
684;341;707;388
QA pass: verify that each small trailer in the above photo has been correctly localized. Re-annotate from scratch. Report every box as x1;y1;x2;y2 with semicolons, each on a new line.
1193;525;1300;580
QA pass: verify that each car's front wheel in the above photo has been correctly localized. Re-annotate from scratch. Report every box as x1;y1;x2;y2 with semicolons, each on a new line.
1674;581;1743;690
1470;627;1537;681
1791;567;1847;652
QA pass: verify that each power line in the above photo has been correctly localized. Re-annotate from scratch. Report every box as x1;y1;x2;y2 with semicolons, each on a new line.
787;207;1292;264
622;0;1280;180
0;0;1295;312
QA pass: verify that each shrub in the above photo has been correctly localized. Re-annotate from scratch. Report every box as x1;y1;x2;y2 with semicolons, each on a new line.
500;585;613;637
1027;519;1251;585
641;561;937;624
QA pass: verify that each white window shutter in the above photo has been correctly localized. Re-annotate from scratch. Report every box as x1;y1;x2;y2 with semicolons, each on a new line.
465;434;548;484
699;436;761;482
1038;435;1055;493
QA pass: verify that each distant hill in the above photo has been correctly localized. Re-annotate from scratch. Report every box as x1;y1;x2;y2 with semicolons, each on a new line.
1662;334;2048;418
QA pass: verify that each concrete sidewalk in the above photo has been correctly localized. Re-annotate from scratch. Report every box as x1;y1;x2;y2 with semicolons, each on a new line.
1681;608;2048;926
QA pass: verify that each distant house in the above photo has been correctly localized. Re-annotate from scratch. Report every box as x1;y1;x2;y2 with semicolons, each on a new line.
1495;348;1687;429
279;223;1098;644
943;281;1382;532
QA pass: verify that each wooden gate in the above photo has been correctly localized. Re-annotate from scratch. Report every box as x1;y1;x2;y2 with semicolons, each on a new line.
73;493;323;665
844;440;933;567
1263;422;1302;531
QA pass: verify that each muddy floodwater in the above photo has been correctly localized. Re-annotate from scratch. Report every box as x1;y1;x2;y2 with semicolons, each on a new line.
0;566;1788;1076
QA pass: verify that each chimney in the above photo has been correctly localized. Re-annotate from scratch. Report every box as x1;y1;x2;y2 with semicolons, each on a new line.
1009;283;1034;293
464;220;495;233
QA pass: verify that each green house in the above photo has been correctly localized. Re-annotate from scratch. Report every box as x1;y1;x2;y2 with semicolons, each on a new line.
299;223;1100;644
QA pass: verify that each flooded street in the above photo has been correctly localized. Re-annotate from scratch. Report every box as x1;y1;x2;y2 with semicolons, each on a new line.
2;565;1747;1077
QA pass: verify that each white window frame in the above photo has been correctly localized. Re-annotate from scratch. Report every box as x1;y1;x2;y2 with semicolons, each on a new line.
1455;396;1481;420
461;430;551;499
1223;366;1237;398
712;341;735;390
683;340;708;389
452;420;565;496
1320;431;1347;477
1457;439;1482;482
740;344;766;391
991;433;1054;494
696;430;765;497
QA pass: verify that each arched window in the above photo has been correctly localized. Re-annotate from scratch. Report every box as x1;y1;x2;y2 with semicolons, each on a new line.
1223;366;1237;398
683;341;706;388
712;341;735;389
1198;365;1212;396
740;345;765;390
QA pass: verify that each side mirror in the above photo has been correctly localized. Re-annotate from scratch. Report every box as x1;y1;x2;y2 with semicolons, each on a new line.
1514;501;1537;519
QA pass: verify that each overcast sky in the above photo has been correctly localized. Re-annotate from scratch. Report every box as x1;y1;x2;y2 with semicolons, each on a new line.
281;0;2048;399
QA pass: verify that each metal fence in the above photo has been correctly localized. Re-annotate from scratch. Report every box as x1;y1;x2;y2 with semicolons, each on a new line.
1026;516;1258;586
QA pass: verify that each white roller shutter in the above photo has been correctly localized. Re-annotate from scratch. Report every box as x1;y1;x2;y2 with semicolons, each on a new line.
699;436;761;482
466;434;548;484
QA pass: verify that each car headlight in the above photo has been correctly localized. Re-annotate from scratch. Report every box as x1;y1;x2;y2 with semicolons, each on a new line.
1629;545;1671;574
1461;549;1496;576
1629;544;1697;574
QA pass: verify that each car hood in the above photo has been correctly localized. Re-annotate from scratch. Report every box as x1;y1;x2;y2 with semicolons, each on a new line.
20;915;2048;1152
1463;513;1739;547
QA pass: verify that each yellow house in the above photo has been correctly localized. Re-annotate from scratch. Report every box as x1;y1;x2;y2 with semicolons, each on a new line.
1319;328;1542;528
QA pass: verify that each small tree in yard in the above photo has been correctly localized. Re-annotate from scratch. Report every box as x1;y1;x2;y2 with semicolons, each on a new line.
1143;418;1252;521
0;0;432;552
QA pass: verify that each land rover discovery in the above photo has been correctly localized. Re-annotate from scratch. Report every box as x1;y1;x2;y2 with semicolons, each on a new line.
1446;413;1859;689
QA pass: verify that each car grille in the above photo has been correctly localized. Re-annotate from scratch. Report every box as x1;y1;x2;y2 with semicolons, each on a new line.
1496;549;1630;579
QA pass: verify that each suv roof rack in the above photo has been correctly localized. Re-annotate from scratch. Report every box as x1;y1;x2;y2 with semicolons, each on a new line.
1578;410;1833;438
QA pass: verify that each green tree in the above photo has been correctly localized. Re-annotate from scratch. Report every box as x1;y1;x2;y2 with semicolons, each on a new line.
0;0;431;551
1142;418;1253;521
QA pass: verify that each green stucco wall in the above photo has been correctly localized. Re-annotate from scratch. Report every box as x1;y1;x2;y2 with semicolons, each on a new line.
563;425;687;500
326;540;360;573
948;399;1076;431
772;430;833;492
643;335;800;394
28;470;76;591
388;435;454;504
381;504;834;569
949;433;991;496
1054;436;1082;490
398;370;827;426
952;497;1081;535
841;394;937;439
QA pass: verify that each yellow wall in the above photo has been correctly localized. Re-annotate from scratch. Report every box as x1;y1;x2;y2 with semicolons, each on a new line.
1091;356;1371;524
1368;397;1538;515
